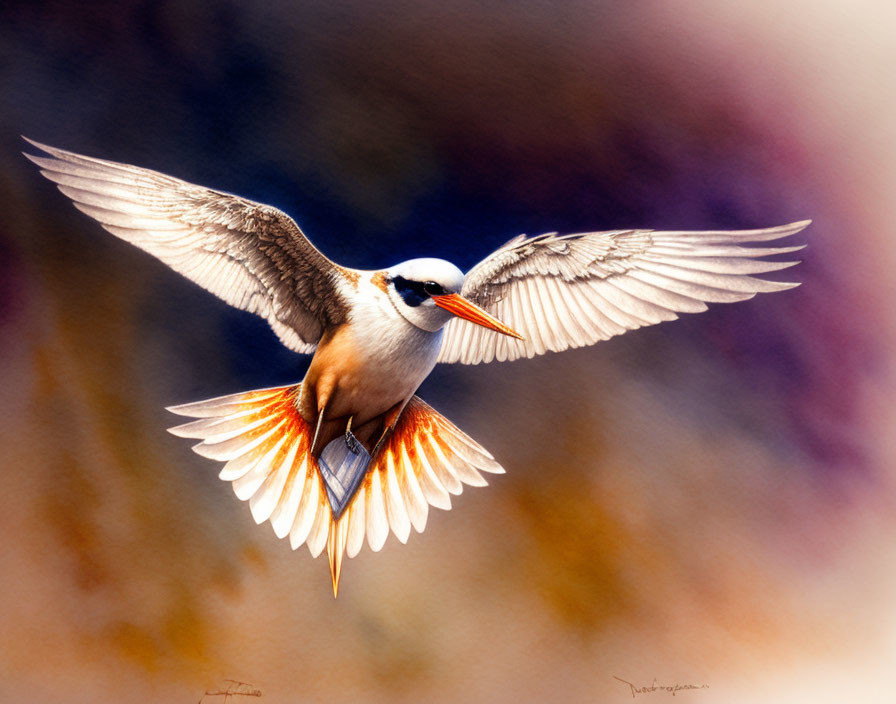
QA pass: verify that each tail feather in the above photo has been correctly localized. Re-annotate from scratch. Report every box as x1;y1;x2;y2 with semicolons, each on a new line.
168;413;274;443
288;465;319;550
327;519;348;597
219;440;279;481
345;484;367;558
167;384;504;596
248;440;299;522
233;435;289;501
192;420;287;462
167;387;287;418
306;500;329;557
268;452;306;538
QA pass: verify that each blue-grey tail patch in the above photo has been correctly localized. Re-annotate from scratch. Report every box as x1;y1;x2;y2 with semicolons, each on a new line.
318;429;371;518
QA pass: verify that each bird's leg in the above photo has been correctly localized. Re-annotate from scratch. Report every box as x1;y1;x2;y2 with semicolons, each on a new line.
296;384;306;415
311;406;326;457
370;401;406;458
344;415;362;454
309;380;334;457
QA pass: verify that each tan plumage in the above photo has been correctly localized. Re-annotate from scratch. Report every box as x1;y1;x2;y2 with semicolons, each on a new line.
25;138;809;595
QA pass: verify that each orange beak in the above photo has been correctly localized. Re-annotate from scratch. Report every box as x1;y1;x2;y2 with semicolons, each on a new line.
432;293;524;340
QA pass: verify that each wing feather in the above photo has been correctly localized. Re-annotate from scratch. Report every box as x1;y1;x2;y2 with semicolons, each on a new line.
438;221;809;364
25;139;351;353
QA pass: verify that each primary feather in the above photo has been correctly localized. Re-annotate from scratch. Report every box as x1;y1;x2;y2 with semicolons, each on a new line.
437;221;808;364
23;138;348;354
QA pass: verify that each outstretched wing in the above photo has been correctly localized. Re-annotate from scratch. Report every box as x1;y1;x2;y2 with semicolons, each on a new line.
25;138;350;353
438;221;809;364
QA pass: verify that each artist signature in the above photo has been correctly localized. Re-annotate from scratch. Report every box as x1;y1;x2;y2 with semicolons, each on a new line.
199;680;262;703
614;677;708;697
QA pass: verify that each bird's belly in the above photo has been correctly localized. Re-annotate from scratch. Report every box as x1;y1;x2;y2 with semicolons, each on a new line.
303;319;442;424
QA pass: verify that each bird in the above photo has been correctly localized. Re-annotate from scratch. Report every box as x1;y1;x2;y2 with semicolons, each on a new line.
24;138;809;596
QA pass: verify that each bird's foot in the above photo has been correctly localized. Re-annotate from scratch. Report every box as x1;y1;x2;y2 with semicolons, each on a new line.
344;417;363;455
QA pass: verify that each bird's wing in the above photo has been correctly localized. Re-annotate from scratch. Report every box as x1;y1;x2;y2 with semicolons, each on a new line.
438;221;809;364
24;138;351;354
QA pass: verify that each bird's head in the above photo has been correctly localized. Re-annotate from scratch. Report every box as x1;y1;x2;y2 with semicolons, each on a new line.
385;258;522;338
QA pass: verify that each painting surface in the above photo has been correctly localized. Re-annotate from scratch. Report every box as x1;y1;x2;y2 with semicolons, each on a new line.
2;2;894;701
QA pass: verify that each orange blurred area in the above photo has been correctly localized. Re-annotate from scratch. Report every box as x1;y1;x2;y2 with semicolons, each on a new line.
2;1;896;702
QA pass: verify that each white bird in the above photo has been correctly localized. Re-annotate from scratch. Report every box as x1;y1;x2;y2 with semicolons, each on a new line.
24;138;809;595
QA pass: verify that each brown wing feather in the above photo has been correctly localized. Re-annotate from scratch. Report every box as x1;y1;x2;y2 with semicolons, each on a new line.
24;138;349;353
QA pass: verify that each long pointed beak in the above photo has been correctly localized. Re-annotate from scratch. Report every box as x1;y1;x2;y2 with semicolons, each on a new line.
432;293;524;340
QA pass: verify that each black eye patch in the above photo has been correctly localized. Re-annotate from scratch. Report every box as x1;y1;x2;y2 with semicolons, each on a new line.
392;276;430;307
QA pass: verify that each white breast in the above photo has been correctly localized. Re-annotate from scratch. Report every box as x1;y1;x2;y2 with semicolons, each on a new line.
341;275;443;404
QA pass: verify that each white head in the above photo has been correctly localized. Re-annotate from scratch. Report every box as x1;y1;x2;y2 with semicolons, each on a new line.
384;257;522;339
385;258;466;332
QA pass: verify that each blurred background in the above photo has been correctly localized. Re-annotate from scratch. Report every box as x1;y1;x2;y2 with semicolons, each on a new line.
2;1;895;702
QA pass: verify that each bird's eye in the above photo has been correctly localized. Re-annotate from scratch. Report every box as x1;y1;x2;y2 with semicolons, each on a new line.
423;281;445;296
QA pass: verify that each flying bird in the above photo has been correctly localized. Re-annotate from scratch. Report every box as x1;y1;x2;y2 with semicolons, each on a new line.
24;138;809;595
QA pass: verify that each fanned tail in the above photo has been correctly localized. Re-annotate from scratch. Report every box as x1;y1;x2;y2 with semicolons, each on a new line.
168;385;504;596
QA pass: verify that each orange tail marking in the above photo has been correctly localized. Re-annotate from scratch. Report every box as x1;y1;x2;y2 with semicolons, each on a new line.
355;396;506;553
168;389;504;596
